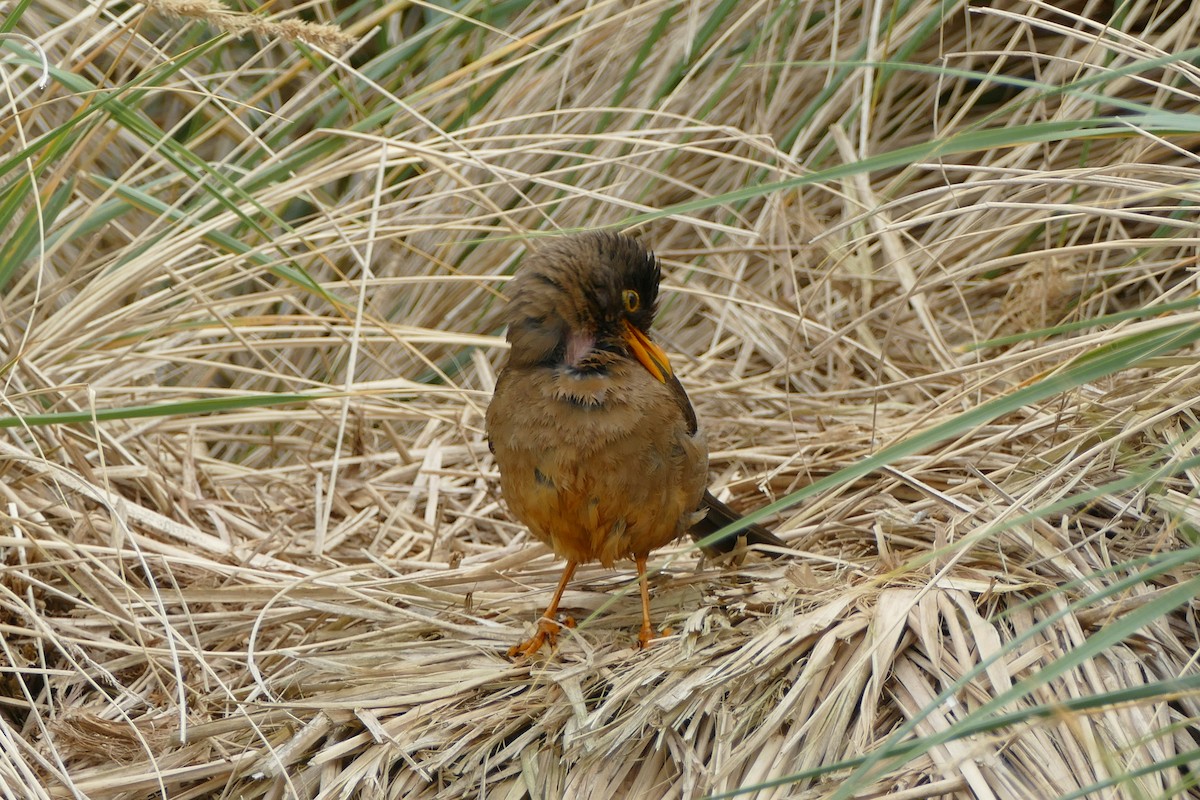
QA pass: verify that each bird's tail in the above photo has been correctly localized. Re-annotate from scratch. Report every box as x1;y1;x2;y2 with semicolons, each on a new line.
690;490;788;557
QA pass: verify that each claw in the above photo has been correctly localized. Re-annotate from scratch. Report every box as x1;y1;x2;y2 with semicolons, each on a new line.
509;616;564;659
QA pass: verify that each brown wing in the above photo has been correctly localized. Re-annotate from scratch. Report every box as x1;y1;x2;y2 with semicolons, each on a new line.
665;373;699;435
665;374;787;556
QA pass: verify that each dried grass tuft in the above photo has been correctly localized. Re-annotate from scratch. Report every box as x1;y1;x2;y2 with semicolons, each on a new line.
2;1;1200;798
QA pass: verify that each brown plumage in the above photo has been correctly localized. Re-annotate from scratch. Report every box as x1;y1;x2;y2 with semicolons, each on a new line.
486;232;787;656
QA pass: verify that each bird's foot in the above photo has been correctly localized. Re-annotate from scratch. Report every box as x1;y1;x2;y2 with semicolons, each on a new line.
637;624;670;650
509;615;573;659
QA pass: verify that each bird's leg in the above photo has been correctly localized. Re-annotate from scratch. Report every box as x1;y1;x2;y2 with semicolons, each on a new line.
509;561;577;658
635;556;665;649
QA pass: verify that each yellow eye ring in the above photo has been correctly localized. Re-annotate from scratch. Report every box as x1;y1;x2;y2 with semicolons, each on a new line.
622;289;640;313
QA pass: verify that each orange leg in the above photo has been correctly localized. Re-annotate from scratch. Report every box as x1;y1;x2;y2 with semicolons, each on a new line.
635;556;665;649
509;561;577;658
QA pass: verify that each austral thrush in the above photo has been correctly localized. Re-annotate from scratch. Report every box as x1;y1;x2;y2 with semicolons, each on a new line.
486;232;787;657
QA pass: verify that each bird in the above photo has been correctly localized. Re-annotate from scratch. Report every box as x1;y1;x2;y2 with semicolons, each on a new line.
486;231;788;657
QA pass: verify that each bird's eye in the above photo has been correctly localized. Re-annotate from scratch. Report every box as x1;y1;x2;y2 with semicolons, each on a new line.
622;289;640;313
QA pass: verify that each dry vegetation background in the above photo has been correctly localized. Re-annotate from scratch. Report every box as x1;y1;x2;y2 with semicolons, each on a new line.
3;0;1200;798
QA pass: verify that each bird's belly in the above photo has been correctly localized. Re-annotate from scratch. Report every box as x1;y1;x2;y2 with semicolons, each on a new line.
497;431;705;567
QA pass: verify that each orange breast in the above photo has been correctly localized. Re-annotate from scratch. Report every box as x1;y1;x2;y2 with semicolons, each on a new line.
487;364;708;567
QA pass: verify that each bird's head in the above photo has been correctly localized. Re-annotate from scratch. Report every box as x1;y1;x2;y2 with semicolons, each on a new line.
501;232;673;382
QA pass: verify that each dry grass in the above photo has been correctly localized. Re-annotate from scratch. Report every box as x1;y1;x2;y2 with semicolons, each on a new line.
2;1;1200;798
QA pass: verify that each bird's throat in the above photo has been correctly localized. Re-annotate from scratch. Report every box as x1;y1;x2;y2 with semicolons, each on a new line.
565;329;596;369
550;371;610;407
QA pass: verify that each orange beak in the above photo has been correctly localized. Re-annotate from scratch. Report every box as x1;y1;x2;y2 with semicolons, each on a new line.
622;320;673;383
